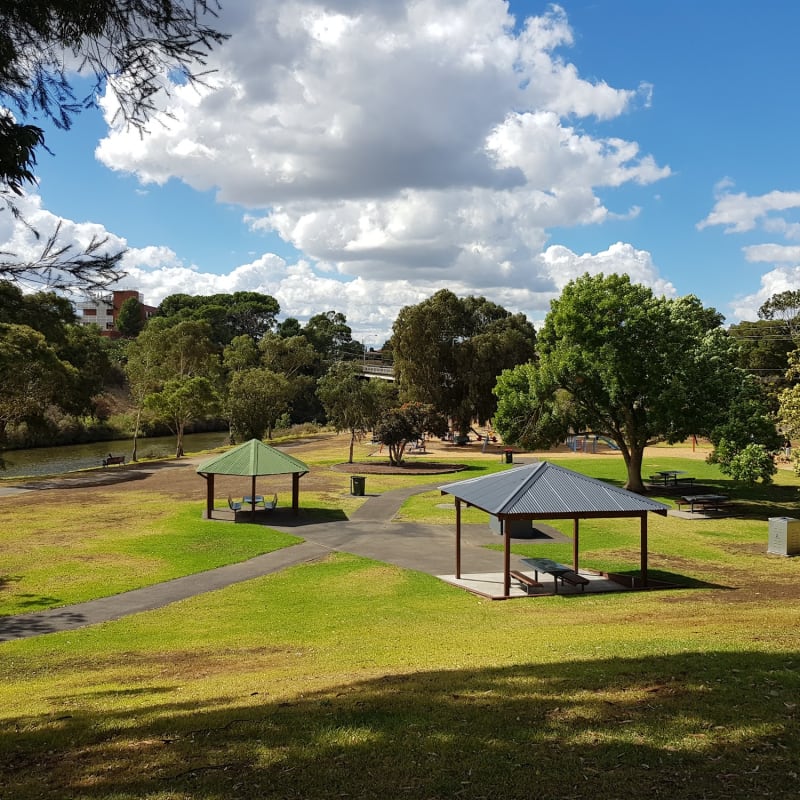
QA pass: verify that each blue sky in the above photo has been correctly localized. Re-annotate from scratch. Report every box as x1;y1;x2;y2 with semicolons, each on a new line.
6;1;800;342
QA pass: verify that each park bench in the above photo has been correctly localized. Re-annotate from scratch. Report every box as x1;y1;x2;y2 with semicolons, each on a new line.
509;570;543;595
243;493;278;511
102;454;125;467
675;494;730;514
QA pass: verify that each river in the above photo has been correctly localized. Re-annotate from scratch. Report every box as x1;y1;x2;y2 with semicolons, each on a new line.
0;431;231;479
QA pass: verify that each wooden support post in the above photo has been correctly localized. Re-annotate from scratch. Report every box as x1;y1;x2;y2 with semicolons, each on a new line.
292;473;300;515
503;519;511;597
205;474;214;519
455;499;462;579
573;517;579;573
640;512;648;587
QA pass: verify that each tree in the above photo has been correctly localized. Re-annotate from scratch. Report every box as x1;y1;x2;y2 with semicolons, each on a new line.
778;350;800;473
728;319;794;398
145;376;219;457
318;362;394;463
709;374;781;455
373;402;448;467
493;273;740;493
115;296;145;337
303;311;359;361
0;323;73;447
125;318;219;459
710;440;777;486
156;292;280;345
1;2;227;290
759;290;800;342
391;289;537;433
226;368;291;442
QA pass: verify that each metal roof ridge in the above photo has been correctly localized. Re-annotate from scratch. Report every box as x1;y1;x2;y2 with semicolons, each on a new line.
497;461;548;513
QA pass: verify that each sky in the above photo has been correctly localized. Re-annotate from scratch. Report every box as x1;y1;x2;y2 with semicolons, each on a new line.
4;0;800;345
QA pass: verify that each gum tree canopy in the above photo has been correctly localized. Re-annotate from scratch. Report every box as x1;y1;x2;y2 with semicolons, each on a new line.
391;290;537;434
493;273;741;493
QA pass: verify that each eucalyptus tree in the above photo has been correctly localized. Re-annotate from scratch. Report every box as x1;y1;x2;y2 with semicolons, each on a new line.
493;273;741;493
144;376;219;457
125;318;220;459
391;289;536;434
226;368;291;442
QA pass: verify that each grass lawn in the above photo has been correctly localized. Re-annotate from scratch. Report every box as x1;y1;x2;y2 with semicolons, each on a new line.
1;435;799;798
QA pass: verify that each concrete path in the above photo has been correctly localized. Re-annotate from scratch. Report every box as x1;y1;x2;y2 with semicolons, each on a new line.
0;483;514;643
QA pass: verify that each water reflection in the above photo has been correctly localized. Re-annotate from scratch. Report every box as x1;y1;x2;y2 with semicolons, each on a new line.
0;432;230;479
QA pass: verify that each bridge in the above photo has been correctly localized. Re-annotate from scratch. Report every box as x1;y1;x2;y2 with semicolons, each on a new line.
359;363;395;381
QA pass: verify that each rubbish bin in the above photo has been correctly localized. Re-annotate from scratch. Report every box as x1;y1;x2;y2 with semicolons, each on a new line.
768;516;800;556
350;475;366;496
503;448;513;464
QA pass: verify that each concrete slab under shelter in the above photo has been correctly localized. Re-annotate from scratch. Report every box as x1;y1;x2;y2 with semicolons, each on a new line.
437;570;635;600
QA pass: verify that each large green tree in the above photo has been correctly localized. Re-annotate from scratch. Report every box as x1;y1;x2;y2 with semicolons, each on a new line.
493;273;741;492
125;318;220;459
391;289;536;433
157;292;280;345
0;323;73;448
115;297;145;337
226;368;291;442
1;1;226;290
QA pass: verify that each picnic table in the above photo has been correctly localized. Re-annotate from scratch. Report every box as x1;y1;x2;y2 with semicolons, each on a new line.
675;494;729;513
520;557;590;593
649;470;694;487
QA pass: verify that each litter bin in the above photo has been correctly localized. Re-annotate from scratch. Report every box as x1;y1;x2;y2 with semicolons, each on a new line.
350;475;366;496
768;516;800;556
503;448;513;464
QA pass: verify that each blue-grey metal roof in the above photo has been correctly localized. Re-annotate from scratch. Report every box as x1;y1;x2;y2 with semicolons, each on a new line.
439;461;668;517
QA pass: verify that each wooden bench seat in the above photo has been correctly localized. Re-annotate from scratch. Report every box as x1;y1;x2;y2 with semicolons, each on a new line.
102;455;125;467
558;570;590;591
510;570;543;594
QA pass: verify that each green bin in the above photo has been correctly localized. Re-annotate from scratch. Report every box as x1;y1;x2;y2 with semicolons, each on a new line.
503;449;513;464
350;475;366;496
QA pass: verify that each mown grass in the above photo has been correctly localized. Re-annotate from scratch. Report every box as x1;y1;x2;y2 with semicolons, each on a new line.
1;437;799;798
1;552;798;799
0;499;301;615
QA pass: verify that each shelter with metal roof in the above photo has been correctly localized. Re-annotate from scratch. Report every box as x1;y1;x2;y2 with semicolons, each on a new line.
196;439;309;518
439;461;668;598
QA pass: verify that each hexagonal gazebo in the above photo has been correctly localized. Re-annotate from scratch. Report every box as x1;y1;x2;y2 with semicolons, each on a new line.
196;439;309;518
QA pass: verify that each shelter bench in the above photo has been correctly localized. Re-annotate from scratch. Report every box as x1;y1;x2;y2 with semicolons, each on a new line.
102;455;125;467
244;493;278;511
509;570;543;595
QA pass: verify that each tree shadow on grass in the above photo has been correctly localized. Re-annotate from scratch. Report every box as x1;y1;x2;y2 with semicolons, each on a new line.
1;650;798;799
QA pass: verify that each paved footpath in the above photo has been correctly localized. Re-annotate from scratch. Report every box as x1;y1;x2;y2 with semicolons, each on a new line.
0;483;508;643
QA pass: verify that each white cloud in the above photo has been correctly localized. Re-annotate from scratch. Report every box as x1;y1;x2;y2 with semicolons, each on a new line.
730;266;800;322
698;187;800;234
95;0;670;295
743;244;800;263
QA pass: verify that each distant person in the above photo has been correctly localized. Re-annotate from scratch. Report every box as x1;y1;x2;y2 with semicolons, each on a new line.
784;438;792;461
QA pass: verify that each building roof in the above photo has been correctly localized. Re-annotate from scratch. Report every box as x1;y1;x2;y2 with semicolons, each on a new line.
196;439;309;477
439;461;668;517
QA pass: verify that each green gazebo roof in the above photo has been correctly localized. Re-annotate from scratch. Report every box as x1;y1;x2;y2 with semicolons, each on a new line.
196;439;309;477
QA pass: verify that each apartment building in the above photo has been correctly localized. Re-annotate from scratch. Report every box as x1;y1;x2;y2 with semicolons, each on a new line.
77;290;157;337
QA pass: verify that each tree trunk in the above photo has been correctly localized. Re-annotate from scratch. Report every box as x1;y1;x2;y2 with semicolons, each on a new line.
623;445;646;493
131;406;141;462
175;423;185;458
348;428;356;463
